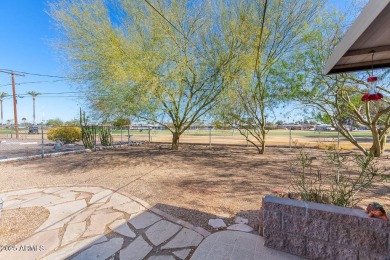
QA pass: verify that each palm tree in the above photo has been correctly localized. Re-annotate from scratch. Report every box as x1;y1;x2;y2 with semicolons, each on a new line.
22;117;27;126
27;91;40;125
0;92;7;125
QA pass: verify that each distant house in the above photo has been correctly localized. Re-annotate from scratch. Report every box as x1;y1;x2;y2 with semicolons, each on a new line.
277;123;313;130
314;124;335;131
130;124;165;130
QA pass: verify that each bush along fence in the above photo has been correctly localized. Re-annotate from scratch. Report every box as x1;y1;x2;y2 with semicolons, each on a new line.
259;196;390;259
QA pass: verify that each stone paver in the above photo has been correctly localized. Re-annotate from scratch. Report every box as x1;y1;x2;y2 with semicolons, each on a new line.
145;220;181;246
191;231;304;260
83;211;123;237
113;201;145;214
208;218;226;228
162;228;203;249
2;199;23;209
2;188;42;197
173;249;192;259
43;235;106;260
69;186;104;194
37;199;87;231
13;192;43;201
73;237;123;260
98;192;132;210
0;228;61;259
43;187;65;194
128;211;162;229
109;219;136;238
120;236;152;260
19;194;62;208
89;189;113;204
0;186;300;260
62;222;87;246
227;223;254;232
149;255;176;260
69;203;100;224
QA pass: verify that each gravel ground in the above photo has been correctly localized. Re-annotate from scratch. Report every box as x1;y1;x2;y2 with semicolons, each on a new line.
0;207;49;245
0;144;389;233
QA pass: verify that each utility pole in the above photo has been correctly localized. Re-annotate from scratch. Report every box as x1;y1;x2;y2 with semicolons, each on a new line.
0;70;25;139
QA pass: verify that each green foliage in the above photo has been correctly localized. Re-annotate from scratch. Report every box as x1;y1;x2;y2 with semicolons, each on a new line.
294;10;390;157
213;0;323;154
113;118;130;128
49;0;235;150
290;150;382;207
46;118;64;126
64;119;79;126
213;120;230;130
99;126;113;146
47;126;82;144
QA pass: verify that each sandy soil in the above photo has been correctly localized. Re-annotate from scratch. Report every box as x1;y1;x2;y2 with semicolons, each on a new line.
0;144;389;232
0;207;49;245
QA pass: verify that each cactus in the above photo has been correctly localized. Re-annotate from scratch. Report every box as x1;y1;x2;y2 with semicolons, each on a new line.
99;126;113;146
80;108;96;149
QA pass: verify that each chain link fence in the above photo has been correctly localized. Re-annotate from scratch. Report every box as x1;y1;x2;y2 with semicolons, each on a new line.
0;125;379;160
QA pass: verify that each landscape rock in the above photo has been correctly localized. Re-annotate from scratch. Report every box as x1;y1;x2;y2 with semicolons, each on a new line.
208;218;226;229
227;223;254;232
234;216;249;224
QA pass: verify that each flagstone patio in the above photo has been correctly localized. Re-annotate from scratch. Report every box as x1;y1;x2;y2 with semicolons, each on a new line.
0;186;302;259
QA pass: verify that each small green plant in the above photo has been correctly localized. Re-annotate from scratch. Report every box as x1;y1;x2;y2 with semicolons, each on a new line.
290;149;382;207
47;127;81;144
99;126;113;146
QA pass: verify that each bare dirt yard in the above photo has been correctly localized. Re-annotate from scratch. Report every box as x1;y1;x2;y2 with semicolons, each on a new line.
0;144;389;234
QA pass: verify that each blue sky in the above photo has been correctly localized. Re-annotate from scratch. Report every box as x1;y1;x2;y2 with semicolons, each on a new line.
0;0;358;124
0;0;84;124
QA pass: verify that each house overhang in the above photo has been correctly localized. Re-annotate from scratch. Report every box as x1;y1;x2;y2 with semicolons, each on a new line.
325;0;390;75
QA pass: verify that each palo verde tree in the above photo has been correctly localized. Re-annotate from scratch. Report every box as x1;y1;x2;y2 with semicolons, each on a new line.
50;0;237;150
296;11;390;157
214;0;322;154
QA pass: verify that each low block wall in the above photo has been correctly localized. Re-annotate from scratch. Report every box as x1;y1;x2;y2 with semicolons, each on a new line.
261;196;390;259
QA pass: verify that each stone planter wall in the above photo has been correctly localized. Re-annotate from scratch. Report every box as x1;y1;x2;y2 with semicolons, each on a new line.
261;196;390;259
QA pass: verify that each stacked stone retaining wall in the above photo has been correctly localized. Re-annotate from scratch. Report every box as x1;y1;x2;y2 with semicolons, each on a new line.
261;196;390;259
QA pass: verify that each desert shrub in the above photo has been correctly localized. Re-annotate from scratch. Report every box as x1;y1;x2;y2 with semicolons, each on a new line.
290;149;383;207
47;127;82;144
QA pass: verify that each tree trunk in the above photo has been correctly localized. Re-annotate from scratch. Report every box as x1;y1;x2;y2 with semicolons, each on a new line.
260;140;265;154
370;130;386;157
172;132;180;150
372;134;388;157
